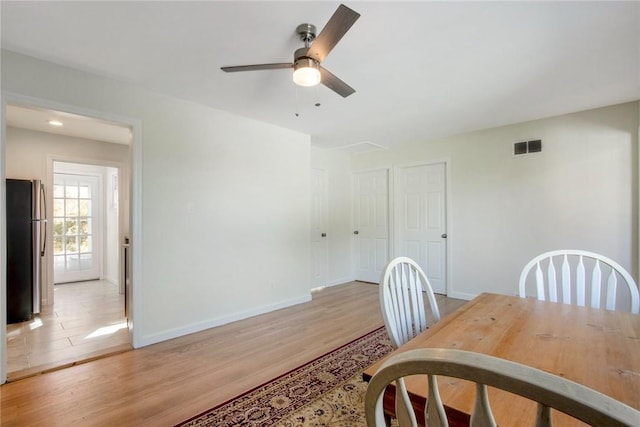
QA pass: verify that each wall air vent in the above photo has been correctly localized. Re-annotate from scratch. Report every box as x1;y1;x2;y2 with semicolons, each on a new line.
514;141;527;155
528;139;542;153
514;139;542;156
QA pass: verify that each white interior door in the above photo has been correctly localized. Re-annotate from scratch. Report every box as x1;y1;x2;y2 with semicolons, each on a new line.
396;163;447;294
310;168;328;288
53;173;101;284
353;170;389;283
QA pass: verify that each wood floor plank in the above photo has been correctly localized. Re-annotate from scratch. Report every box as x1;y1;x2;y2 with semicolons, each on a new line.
1;281;466;426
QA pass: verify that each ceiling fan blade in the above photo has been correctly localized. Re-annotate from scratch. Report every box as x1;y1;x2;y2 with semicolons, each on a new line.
320;66;355;98
306;4;360;63
221;63;292;72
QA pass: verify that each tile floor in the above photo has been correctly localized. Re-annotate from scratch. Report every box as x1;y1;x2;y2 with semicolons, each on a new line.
6;280;130;379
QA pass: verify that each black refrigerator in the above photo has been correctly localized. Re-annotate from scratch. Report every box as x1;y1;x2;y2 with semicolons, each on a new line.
6;179;47;324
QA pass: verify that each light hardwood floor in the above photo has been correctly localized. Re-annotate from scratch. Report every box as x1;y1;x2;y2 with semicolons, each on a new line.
6;280;130;381
1;281;466;426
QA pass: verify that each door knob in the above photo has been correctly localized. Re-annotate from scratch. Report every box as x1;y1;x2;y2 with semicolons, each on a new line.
353;230;359;235
441;233;447;238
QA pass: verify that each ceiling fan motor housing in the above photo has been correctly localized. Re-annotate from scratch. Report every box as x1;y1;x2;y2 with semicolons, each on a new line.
294;47;318;65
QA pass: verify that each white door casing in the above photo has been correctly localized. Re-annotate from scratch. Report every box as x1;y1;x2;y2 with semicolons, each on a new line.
395;163;447;294
353;169;389;283
310;168;328;288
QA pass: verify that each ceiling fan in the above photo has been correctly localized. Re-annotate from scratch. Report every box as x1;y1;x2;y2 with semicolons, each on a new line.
221;4;360;98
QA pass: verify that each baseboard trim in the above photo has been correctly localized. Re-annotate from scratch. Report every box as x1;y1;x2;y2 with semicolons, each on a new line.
326;277;355;287
448;290;476;301
138;294;312;347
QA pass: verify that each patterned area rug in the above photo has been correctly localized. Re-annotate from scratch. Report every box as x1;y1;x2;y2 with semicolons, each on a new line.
178;327;394;427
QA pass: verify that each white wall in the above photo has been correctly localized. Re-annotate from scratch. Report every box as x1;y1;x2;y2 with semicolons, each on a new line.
310;147;353;286
1;50;312;350
351;102;639;299
5;128;129;179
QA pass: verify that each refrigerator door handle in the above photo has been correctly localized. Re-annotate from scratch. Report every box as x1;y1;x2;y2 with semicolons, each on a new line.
40;182;47;257
32;180;43;315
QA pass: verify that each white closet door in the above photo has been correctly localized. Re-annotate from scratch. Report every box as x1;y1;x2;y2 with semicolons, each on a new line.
310;168;328;288
395;163;447;294
353;170;389;283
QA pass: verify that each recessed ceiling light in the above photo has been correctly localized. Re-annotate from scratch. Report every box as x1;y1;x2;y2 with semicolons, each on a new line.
48;120;63;126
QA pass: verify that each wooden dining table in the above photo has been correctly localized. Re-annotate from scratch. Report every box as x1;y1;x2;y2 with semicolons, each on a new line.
363;293;640;426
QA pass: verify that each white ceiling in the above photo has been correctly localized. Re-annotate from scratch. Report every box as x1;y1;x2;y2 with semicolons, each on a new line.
6;104;132;145
1;1;639;150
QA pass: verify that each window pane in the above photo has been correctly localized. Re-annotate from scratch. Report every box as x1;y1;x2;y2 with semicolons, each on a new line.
79;219;90;234
79;185;90;198
79;200;91;216
65;184;78;198
79;236;92;253
53;199;64;216
79;253;93;270
66;255;80;272
66;199;78;216
53;237;64;255
53;218;64;237
65;219;77;235
53;255;65;270
53;185;64;198
65;236;77;254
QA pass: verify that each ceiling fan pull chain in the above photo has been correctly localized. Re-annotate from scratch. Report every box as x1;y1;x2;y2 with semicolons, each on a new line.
295;85;300;117
315;85;321;107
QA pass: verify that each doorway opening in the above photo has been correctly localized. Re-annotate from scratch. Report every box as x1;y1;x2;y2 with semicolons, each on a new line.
4;103;133;381
52;165;112;284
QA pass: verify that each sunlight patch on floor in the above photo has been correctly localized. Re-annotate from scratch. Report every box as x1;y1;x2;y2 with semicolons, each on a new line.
29;318;44;330
85;321;127;339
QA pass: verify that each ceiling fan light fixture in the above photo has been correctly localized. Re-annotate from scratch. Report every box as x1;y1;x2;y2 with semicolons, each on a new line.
293;58;321;87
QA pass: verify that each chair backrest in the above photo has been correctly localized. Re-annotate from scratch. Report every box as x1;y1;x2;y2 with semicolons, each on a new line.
379;257;441;348
519;250;639;314
365;348;640;427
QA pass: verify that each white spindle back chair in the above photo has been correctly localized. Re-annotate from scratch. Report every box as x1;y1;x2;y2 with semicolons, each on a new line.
365;348;640;427
519;250;639;314
379;257;441;349
379;257;443;426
